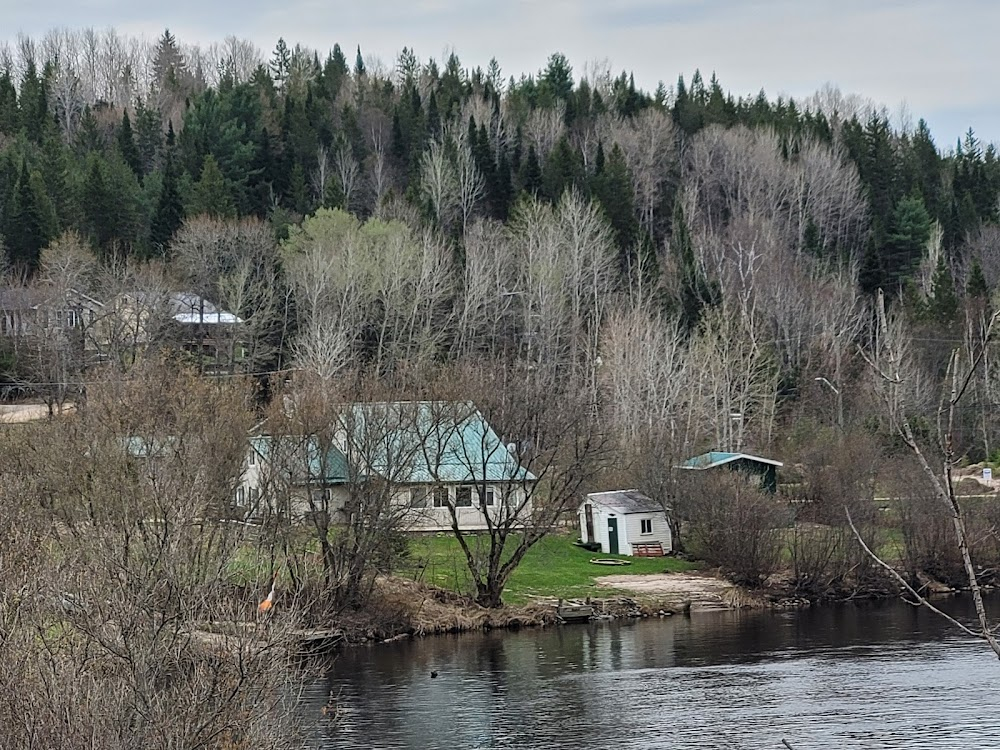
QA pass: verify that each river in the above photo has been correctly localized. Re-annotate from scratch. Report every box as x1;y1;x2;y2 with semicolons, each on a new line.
302;596;1000;749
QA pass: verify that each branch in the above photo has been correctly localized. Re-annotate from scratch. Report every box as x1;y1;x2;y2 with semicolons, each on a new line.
844;507;983;640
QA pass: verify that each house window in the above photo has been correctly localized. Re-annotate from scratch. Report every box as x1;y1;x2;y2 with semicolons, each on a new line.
640;518;653;535
455;486;474;507
235;487;246;506
310;487;332;505
479;487;495;506
409;487;429;508
56;309;79;328
248;450;256;466
432;486;450;508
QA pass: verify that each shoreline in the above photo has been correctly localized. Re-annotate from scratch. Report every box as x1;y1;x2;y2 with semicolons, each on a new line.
317;570;903;648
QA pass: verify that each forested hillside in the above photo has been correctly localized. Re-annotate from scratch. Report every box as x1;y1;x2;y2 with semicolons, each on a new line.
1;27;999;465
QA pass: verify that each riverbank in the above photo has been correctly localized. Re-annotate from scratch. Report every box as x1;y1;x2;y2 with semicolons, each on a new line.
322;569;757;645
314;534;905;645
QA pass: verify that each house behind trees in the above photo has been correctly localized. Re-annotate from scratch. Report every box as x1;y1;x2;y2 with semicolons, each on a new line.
678;451;783;492
240;401;536;532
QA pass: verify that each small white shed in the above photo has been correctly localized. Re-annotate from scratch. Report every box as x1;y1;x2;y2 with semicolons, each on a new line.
578;490;672;556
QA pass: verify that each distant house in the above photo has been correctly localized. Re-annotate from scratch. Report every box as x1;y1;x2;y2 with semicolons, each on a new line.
106;291;244;372
239;434;350;520
240;401;536;532
678;451;783;492
0;287;105;354
578;490;672;556
165;293;244;372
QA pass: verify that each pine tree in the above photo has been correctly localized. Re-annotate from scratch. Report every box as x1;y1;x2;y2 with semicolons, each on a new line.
134;99;162;174
6;160;51;273
354;46;366;78
929;255;958;324
967;259;990;299
191;154;235;218
590;144;638;261
673;199;716;332
519;145;542;196
82;156;116;252
150;153;183;255
117;110;143;180
0;70;17;135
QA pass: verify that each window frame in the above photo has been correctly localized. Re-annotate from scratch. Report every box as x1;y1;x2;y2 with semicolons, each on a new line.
455;486;474;507
432;486;450;508
409;486;430;509
479;486;495;507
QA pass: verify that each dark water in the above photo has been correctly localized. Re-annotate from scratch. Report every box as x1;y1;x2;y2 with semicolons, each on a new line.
303;597;1000;749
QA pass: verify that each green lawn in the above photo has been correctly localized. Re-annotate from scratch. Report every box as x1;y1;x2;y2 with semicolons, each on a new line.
400;532;698;604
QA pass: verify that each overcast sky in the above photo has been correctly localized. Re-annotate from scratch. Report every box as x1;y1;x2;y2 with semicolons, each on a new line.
5;0;998;148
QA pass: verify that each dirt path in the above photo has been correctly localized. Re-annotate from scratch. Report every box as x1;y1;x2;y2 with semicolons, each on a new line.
595;572;738;612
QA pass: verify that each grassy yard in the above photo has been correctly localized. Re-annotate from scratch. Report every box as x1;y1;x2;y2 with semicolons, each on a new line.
400;532;698;604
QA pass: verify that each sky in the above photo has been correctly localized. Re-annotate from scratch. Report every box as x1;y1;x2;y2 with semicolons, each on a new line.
4;0;999;148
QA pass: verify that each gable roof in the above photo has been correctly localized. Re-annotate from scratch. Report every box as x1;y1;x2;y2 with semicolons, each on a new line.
251;435;349;485
342;401;535;484
679;451;783;470
584;489;662;514
168;292;242;325
255;401;535;485
0;287;104;312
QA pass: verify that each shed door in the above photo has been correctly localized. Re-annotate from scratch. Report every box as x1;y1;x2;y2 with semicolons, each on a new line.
585;504;595;542
608;517;619;555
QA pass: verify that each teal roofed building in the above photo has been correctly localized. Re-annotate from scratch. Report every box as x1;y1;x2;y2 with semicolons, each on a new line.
239;401;536;531
678;451;782;493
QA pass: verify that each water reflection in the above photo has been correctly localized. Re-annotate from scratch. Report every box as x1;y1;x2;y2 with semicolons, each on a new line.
304;597;1000;749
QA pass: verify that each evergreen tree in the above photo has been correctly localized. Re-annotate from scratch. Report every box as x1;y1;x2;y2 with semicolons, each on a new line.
82;156;116;252
190;154;235;217
590;144;638;261
673;199;716;332
879;194;932;292
6;161;51;272
150;153;183;255
354;46;366;77
288;160;310;215
117;110;143;180
929;254;958;324
519;145;542;196
541;136;583;202
0;70;17;135
967;259;990;299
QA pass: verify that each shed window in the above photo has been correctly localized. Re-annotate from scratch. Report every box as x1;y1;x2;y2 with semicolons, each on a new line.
640;518;652;535
455;486;474;507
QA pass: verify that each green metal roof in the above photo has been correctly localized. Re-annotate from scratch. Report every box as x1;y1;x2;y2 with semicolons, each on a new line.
680;451;783;470
341;401;535;484
254;401;534;486
250;435;350;484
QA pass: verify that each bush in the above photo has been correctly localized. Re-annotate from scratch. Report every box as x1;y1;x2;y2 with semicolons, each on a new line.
682;472;790;587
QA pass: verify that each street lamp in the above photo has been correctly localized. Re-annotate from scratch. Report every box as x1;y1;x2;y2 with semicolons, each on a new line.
814;376;839;395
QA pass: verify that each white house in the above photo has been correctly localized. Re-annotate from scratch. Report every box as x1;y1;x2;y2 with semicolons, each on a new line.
578;490;672;556
239;401;536;532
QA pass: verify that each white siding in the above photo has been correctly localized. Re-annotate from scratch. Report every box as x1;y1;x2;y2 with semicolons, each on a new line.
578;499;673;556
399;483;531;531
623;512;672;554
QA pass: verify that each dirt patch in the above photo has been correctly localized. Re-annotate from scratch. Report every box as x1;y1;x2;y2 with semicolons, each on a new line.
594;572;739;612
0;403;75;423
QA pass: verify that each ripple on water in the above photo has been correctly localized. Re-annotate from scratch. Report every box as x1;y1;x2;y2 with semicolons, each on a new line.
309;602;1000;750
